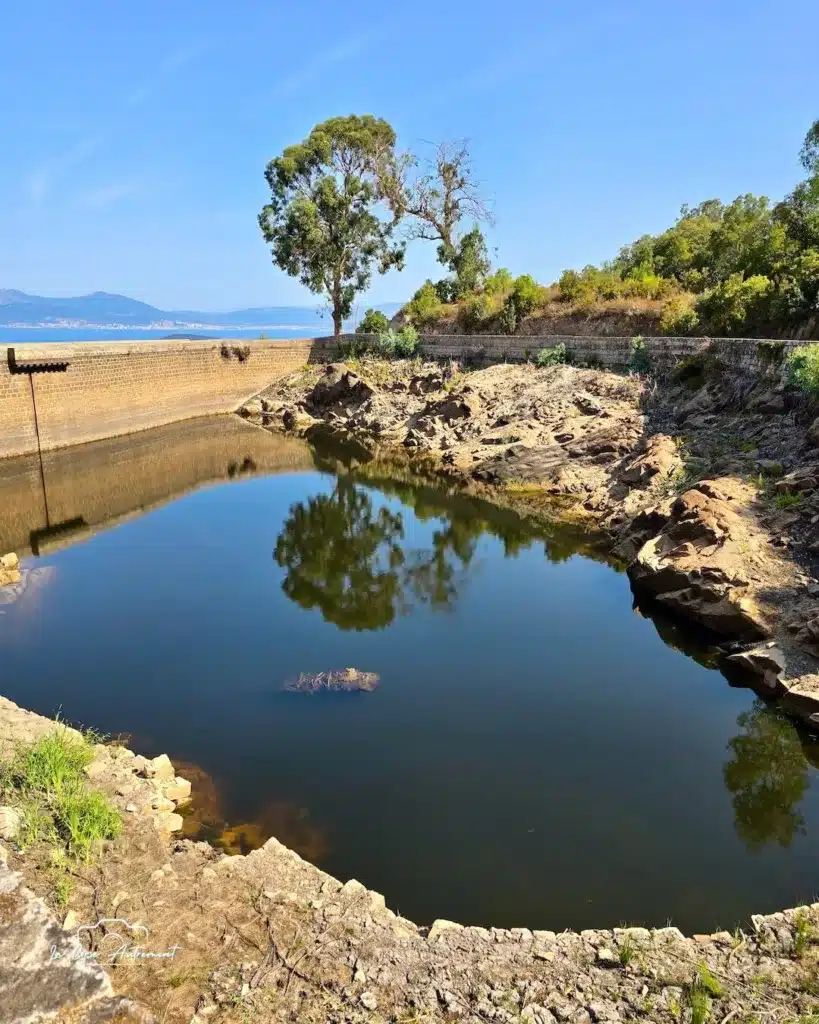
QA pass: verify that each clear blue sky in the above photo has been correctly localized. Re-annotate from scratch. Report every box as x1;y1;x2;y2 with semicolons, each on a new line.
2;0;817;312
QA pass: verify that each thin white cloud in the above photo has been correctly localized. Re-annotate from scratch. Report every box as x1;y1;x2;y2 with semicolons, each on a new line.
124;85;153;109
75;181;143;210
435;8;629;102
271;29;387;99
23;138;101;207
123;39;208;109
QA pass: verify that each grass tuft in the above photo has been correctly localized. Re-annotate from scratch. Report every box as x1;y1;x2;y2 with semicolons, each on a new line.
794;911;816;959
9;727;93;796
696;962;725;998
775;492;802;509
55;786;122;861
619;933;637;966
1;726;121;865
686;981;711;1024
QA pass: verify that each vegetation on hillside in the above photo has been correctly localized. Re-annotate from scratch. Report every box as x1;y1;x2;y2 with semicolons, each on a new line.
262;115;818;338
397;118;819;338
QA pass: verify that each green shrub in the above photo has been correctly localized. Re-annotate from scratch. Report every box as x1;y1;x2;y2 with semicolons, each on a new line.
511;274;543;318
557;269;583;302
659;294;700;335
622;268;674;300
375;325;419;359
497;297;518;335
629;335;651;373
535;343;567;367
787;344;819;398
485;268;513;295
404;281;444;329
696;273;774;334
457;293;492;332
356;308;389;335
434;278;459;303
393;324;419;358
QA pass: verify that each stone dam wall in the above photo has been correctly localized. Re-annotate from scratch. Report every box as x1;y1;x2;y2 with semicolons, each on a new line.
1;334;813;459
0;338;334;459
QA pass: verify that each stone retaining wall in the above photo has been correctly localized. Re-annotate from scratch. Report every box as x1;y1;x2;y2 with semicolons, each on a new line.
1;334;812;460
337;332;811;376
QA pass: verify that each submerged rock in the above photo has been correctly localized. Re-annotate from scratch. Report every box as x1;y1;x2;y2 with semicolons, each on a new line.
283;668;380;694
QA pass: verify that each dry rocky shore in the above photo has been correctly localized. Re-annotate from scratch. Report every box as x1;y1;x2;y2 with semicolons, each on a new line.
244;353;819;725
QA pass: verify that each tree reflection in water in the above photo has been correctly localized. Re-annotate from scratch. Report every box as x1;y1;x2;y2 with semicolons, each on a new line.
272;474;572;630
723;700;811;850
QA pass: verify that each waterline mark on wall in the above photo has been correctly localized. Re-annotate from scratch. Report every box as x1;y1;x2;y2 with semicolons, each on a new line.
50;917;182;966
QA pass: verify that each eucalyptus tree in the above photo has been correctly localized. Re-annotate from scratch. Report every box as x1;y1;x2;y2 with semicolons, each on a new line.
259;115;404;336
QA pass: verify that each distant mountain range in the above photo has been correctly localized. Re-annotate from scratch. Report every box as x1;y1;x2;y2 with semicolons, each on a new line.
0;290;402;329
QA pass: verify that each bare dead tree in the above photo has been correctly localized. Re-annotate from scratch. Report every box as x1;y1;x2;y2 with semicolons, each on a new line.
380;140;494;265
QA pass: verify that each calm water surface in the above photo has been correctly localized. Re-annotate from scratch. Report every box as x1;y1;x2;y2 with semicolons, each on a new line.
1;419;818;933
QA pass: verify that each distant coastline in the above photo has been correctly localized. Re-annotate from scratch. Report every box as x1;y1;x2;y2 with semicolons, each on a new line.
0;326;323;343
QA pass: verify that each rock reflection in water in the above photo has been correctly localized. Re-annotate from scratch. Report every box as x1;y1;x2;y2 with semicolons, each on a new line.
723;701;810;850
172;759;327;862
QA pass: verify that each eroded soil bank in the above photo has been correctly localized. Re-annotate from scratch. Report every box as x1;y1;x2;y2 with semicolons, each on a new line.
244;354;819;725
2;696;819;1024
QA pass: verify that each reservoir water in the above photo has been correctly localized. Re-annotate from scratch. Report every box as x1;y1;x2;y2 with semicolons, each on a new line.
1;416;818;933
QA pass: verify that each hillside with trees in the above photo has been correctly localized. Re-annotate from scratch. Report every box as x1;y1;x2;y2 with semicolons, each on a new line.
260;116;819;339
393;119;819;339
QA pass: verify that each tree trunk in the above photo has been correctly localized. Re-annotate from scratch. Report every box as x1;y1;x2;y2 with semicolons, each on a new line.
332;280;343;337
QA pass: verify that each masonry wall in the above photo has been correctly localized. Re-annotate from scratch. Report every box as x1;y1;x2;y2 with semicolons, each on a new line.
0;338;333;459
2;334;813;461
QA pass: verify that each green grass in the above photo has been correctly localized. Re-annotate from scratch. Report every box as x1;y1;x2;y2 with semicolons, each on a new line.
697;962;725;998
686;981;711;1024
794;911;816;959
52;874;73;908
775;492;802;508
1;727;121;864
619;933;637;966
8;726;94;796
55;786;121;861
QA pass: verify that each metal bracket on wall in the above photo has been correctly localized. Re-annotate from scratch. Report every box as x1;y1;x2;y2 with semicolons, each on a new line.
7;347;70;374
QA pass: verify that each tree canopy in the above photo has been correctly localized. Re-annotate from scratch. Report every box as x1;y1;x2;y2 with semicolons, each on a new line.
259;115;404;336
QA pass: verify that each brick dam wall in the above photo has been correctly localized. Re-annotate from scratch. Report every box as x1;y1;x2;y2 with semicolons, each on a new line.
0;338;334;459
2;334;812;460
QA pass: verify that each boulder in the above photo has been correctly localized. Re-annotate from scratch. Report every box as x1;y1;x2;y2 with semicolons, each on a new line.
0;805;22;840
309;364;373;408
139;753;175;781
574;392;605;416
628;480;768;638
726;643;786;691
281;407;317;433
619;434;680;488
774;465;819;495
749;389;785;414
425;390;482;423
807;417;819;449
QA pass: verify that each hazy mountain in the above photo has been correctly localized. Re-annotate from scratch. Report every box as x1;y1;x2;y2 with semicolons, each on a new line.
0;290;402;328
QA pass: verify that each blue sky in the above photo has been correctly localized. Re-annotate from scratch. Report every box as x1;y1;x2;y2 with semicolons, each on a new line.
2;0;817;312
